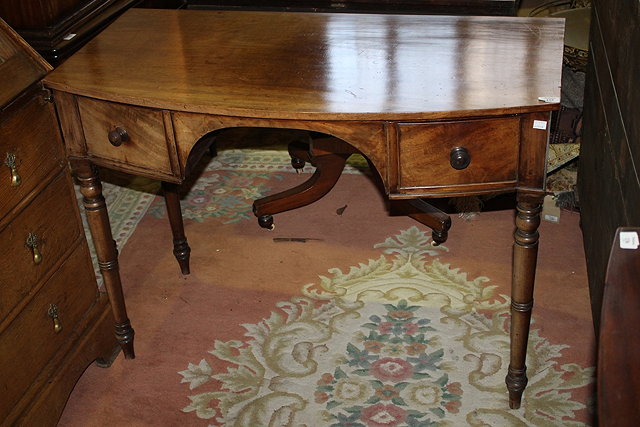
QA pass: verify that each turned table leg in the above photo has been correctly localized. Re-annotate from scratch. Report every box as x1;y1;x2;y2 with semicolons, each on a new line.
506;193;543;408
72;159;135;359
162;182;191;275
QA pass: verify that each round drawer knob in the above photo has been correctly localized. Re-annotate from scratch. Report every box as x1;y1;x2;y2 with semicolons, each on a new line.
450;146;471;170
108;127;129;146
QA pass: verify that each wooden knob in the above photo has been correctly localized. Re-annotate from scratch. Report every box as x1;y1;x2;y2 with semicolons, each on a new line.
108;127;129;146
450;146;471;170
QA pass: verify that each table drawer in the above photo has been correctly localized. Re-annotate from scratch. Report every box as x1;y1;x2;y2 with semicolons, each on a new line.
0;172;81;320
0;243;98;418
396;117;520;191
77;96;173;175
1;91;65;222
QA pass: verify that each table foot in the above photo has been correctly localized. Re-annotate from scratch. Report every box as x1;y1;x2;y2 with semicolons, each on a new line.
162;182;191;275
506;365;527;409
115;320;136;359
258;214;275;230
172;239;191;275
288;138;311;171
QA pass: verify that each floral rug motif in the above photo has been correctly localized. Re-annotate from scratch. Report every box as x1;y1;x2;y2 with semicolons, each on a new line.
147;170;285;224
147;146;368;224
178;227;593;426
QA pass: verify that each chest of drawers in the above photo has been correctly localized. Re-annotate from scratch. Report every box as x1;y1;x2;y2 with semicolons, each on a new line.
1;18;117;426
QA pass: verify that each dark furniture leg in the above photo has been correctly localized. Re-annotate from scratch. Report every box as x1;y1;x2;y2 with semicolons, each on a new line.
256;136;453;244
71;159;135;359
506;192;543;409
252;136;358;229
162;181;191;275
395;198;452;245
288;138;312;172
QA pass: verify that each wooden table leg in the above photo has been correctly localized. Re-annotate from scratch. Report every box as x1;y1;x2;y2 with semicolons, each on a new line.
252;136;356;229
162;182;191;275
506;192;543;409
71;159;135;359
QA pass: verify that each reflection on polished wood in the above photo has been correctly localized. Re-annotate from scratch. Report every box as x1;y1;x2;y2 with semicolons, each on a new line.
45;9;564;409
44;10;563;121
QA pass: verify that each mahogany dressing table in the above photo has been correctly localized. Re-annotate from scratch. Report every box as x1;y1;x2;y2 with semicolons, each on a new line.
43;9;564;408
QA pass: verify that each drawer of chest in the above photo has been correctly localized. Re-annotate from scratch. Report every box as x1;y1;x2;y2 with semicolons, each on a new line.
0;243;98;418
395;117;521;193
76;97;174;175
0;172;81;320
1;92;65;221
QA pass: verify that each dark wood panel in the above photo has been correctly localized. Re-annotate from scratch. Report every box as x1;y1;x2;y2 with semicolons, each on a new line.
0;0;140;63
598;228;640;425
578;0;640;331
0;0;91;29
578;58;625;327
139;0;187;7
186;0;520;16
595;2;640;162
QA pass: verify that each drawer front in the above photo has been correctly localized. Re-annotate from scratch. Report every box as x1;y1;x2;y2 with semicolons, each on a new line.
0;243;98;418
0;92;65;222
0;172;81;320
77;97;173;174
397;117;521;191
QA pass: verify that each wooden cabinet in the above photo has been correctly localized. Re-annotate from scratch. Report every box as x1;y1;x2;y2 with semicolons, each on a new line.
577;0;640;330
0;18;116;426
0;0;139;64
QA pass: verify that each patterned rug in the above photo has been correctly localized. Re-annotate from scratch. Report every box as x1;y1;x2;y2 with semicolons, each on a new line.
178;226;593;426
64;129;594;426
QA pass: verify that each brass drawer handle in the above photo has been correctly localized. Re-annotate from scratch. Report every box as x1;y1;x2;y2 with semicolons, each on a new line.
4;152;21;186
108;127;129;146
47;304;63;333
25;233;43;265
450;146;471;170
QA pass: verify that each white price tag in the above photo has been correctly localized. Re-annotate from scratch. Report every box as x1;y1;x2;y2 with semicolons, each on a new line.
620;231;639;249
533;120;548;130
538;96;560;103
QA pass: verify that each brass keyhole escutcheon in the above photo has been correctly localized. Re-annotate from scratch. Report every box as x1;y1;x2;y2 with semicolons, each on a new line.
48;304;63;333
26;233;43;265
4;152;21;186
